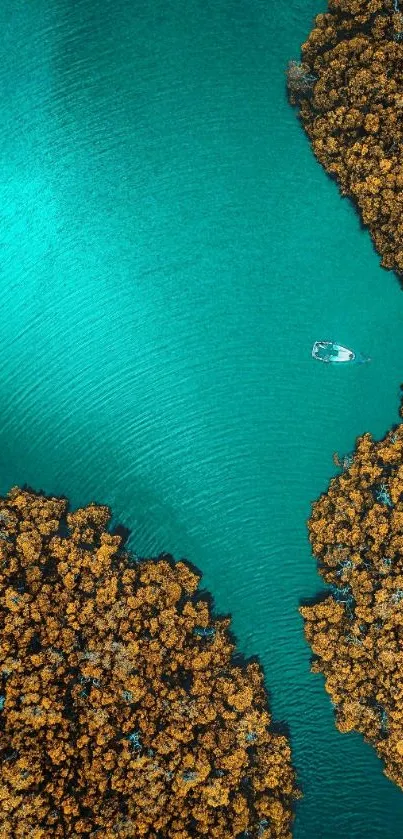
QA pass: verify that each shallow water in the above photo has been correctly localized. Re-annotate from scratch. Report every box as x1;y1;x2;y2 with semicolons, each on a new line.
2;0;403;835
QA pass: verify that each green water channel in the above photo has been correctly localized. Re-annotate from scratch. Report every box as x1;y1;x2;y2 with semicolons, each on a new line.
2;0;403;835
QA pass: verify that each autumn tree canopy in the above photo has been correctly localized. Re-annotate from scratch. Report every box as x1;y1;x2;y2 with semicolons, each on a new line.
301;398;403;789
288;0;403;277
0;487;298;838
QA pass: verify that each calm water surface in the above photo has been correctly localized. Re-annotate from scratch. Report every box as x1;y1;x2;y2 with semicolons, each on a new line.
2;0;403;836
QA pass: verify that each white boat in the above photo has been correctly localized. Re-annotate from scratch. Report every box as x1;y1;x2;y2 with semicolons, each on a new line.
312;341;355;363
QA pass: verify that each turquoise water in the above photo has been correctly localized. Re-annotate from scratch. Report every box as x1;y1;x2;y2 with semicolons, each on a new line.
2;0;403;835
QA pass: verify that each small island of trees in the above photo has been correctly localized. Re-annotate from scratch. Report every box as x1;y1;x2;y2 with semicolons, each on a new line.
287;0;403;278
302;394;403;789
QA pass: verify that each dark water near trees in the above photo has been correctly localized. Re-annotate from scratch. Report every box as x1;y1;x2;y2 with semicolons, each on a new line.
2;0;403;835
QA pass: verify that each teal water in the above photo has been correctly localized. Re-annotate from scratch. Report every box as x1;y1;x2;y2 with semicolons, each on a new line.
2;0;403;835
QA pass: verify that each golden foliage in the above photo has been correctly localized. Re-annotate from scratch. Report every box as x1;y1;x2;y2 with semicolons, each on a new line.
301;404;403;788
287;0;403;278
0;487;298;837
